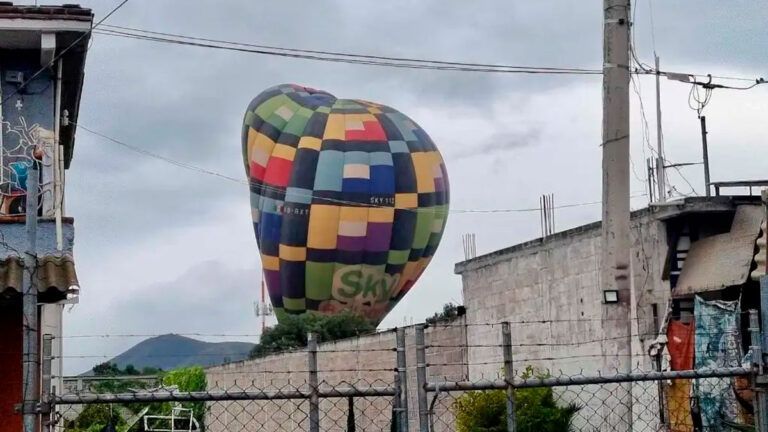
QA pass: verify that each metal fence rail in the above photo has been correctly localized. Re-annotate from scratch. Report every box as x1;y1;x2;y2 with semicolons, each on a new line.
416;316;762;432
51;331;408;432
49;312;768;431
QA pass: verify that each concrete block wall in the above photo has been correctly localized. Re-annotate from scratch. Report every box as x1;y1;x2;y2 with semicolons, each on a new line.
455;212;669;431
204;317;467;432
456;213;669;377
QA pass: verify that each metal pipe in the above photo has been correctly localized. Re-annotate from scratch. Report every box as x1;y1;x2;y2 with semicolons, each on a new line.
415;324;429;432
54;59;63;249
749;310;764;432
501;322;516;432
654;55;666;203
759;277;768;432
700;116;711;196
424;367;752;392
42;334;52;432
54;386;398;405
307;332;320;432
396;327;409;432
22;166;40;432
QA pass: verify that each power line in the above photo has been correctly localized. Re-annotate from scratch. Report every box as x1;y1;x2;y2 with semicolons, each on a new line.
74;122;246;186
93;24;766;86
74;121;647;215
94;25;602;76
100;25;600;75
0;0;130;108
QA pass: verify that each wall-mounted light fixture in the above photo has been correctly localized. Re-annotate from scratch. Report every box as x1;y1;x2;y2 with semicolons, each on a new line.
603;289;619;304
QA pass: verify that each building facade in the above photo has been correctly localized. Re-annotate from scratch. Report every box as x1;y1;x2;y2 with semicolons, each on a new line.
0;4;92;431
455;195;766;430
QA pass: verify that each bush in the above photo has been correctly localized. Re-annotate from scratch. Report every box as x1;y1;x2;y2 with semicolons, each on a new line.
249;311;375;358
453;367;580;432
161;366;207;427
67;404;125;432
72;366;207;432
426;303;463;324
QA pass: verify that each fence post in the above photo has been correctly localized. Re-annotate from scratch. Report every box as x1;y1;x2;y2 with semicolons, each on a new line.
41;334;53;432
501;322;517;432
749;309;768;432
307;332;320;432
396;327;410;432
758;279;768;432
393;370;402;432
415;324;429;432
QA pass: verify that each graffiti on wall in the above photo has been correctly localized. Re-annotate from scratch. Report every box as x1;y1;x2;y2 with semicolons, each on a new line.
0;116;54;215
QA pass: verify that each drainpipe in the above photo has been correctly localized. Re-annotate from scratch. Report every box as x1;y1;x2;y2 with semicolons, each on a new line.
54;59;63;250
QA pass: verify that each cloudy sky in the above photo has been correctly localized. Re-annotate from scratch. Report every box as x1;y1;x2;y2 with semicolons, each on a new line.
47;0;767;374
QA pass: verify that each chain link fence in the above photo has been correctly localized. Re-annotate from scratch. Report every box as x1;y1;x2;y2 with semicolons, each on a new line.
49;319;765;431
54;380;397;431
425;368;754;432
51;333;403;432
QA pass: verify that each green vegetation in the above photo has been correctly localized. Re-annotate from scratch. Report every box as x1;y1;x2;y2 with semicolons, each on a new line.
426;303;462;324
66;366;206;432
249;311;375;358
453;367;580;432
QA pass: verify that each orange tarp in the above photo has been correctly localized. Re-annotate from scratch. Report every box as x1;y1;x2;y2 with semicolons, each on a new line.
667;320;695;432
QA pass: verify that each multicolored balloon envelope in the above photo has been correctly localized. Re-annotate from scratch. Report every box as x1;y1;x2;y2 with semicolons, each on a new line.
242;84;449;324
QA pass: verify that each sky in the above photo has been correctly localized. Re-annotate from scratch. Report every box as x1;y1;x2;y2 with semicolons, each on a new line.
45;0;768;374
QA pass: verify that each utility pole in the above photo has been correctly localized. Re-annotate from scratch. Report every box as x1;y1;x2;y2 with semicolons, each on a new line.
22;165;40;432
601;0;633;429
699;116;711;196
654;55;666;202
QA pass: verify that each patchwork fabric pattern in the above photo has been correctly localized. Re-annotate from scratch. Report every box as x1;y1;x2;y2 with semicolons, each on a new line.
242;84;449;324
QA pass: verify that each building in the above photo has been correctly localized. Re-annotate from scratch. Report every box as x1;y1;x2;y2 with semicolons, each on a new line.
0;4;93;431
455;192;767;430
456;195;764;371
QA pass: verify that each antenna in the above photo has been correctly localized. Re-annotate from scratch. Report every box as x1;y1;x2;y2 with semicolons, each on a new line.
254;274;273;332
540;194;555;238
462;233;477;260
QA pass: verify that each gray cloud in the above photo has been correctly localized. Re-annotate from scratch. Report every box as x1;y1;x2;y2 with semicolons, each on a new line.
451;129;542;160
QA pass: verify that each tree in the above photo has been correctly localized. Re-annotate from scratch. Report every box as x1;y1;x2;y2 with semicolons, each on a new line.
92;362;122;376
250;311;375;358
453;367;580;432
163;366;206;392
426;303;463;324
158;366;207;430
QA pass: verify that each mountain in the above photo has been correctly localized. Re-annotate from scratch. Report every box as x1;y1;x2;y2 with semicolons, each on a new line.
93;334;254;373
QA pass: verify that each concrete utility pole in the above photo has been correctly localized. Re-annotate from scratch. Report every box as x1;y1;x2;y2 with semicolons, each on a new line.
22;165;40;432
654;55;666;203
601;0;633;429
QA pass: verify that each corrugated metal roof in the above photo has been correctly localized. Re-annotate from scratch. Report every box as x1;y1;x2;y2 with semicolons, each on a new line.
673;205;765;297
0;255;78;302
0;4;92;21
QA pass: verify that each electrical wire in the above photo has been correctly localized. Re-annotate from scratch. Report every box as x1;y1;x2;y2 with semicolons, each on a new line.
100;24;601;75
94;25;768;88
73;121;647;215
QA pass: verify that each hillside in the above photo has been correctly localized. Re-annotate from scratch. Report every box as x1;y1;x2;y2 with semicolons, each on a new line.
91;334;254;373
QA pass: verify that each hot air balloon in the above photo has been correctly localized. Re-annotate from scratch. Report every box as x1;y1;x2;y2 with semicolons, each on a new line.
242;84;449;324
